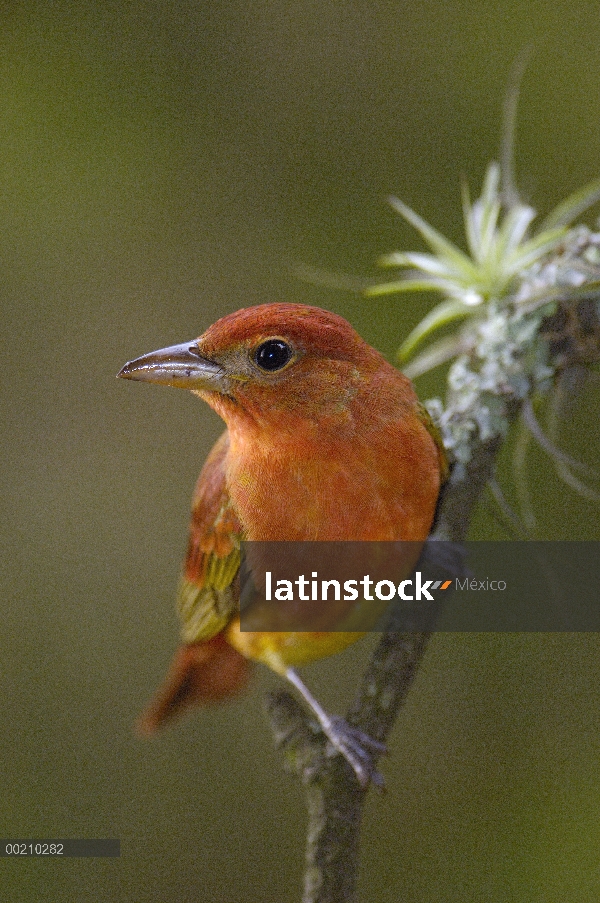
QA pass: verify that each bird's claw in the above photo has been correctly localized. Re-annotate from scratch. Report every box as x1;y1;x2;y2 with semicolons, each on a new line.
282;668;387;788
322;715;387;789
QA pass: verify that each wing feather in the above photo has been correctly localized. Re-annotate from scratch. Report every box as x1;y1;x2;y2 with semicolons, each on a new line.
177;430;243;644
138;430;248;734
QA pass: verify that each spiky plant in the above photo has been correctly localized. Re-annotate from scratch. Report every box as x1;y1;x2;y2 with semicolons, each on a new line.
367;160;600;520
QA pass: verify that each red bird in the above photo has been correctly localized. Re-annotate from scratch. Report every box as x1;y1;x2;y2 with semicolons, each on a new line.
118;304;446;784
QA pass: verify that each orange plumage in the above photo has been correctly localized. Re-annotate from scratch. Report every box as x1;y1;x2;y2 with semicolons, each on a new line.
118;303;446;784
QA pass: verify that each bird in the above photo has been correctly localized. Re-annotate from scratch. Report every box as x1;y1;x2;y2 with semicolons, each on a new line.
118;303;447;785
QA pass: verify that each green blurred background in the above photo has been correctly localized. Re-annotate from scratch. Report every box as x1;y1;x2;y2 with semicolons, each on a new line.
2;2;600;900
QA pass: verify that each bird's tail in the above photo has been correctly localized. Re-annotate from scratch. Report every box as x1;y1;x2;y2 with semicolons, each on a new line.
136;633;251;735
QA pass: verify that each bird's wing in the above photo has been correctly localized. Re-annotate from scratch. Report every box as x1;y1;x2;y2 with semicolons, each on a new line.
137;430;249;735
177;429;243;644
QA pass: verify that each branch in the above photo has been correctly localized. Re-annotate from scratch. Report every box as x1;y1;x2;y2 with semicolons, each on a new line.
264;429;512;903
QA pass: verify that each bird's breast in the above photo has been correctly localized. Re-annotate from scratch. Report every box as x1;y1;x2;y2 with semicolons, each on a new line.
224;415;440;542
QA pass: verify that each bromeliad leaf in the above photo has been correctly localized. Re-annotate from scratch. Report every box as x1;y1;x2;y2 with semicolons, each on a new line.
370;160;600;375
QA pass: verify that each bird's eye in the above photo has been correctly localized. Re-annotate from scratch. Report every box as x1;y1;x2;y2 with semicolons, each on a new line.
253;339;292;372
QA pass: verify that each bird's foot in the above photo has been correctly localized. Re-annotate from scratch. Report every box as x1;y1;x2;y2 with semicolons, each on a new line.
283;666;387;788
320;714;387;789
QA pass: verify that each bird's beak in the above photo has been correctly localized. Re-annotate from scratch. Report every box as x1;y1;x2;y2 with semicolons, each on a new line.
117;341;224;390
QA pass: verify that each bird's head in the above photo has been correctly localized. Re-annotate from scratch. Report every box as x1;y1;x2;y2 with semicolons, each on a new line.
118;304;407;430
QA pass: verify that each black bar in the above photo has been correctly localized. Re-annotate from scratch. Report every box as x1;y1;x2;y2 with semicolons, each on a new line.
238;540;600;632
0;840;120;857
